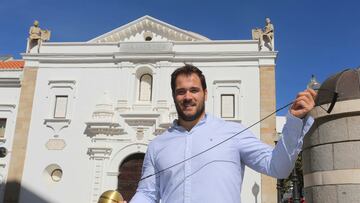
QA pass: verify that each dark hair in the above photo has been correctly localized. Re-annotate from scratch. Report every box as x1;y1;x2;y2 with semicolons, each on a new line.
171;64;207;95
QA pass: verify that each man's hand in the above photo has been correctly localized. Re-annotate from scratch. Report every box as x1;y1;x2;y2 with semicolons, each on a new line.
290;89;317;118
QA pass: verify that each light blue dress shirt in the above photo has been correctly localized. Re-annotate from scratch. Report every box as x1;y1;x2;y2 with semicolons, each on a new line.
130;113;314;203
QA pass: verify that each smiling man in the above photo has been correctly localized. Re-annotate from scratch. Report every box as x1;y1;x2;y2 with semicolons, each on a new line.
172;68;207;131
130;64;316;203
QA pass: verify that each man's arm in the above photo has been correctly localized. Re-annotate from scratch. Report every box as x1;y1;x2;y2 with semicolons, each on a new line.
130;143;159;203
240;89;316;178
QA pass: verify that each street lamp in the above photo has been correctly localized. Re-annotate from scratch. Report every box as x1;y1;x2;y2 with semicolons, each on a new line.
307;74;321;91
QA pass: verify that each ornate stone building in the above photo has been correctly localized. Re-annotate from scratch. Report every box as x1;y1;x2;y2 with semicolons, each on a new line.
2;16;278;202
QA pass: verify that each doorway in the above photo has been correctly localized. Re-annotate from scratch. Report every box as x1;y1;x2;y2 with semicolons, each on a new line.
117;153;145;201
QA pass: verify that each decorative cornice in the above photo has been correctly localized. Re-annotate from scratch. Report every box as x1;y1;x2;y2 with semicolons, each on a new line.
125;119;156;127
21;42;277;65
48;80;76;89
24;40;262;48
25;53;275;64
91;137;131;143
0;104;16;112
87;147;112;159
120;113;160;118
88;15;209;43
85;122;124;136
0;78;21;87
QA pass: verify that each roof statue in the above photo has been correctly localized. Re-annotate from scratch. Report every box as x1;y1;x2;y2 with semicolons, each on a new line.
252;17;274;51
27;20;51;53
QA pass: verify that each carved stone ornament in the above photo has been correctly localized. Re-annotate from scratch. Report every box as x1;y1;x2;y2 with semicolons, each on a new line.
136;128;144;140
87;147;112;159
125;119;156;127
252;28;262;40
85;122;124;137
45;139;66;150
43;119;71;137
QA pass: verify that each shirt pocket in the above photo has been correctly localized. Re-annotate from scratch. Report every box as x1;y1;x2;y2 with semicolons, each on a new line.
210;147;240;165
194;142;241;169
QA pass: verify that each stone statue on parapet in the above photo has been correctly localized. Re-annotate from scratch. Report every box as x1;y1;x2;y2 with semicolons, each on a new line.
252;17;274;51
27;20;51;53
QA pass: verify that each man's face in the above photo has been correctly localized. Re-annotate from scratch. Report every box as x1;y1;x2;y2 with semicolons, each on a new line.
173;73;207;121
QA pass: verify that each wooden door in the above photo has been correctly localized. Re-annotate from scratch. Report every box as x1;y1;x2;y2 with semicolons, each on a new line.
118;153;145;201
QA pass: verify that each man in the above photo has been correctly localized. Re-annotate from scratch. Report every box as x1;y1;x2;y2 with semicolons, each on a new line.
130;64;315;203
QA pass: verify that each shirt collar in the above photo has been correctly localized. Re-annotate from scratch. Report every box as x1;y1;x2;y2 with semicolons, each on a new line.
171;113;208;132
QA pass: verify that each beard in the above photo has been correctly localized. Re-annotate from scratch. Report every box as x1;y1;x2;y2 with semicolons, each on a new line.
174;100;205;122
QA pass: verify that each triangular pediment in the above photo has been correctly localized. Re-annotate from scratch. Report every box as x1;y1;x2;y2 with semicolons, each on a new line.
89;15;210;43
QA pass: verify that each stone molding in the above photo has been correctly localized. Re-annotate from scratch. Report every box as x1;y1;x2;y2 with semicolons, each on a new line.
0;104;16;113
89;15;209;43
310;99;360;119
48;80;76;89
85;122;124;137
22;48;277;64
43;118;71;137
304;169;360;187
0;78;21;87
87;147;112;160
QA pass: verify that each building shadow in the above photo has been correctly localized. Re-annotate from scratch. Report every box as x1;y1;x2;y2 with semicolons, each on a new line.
252;182;259;203
2;181;50;203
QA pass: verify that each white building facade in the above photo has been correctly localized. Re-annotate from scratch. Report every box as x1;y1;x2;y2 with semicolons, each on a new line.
0;60;23;201
4;16;278;203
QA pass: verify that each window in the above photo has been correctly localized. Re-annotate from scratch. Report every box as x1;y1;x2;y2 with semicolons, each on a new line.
143;31;153;41
44;164;63;183
221;94;235;118
0;119;6;138
139;74;152;101
51;169;63;182
54;96;68;118
213;80;241;121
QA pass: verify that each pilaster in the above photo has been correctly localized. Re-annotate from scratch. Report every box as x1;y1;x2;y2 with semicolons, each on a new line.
3;67;38;202
259;65;277;203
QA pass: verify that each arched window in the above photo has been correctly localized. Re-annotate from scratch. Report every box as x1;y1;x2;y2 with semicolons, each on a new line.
139;74;152;101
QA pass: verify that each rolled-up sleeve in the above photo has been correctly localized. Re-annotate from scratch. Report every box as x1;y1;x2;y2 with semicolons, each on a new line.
130;143;159;203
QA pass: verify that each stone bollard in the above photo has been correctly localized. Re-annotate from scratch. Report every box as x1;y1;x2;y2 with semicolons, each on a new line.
302;68;360;203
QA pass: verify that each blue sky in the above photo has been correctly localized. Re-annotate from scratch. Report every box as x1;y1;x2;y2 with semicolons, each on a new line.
1;0;359;115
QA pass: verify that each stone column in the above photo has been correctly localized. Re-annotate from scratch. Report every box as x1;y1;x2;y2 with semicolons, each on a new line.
303;99;360;203
259;65;277;203
3;67;38;202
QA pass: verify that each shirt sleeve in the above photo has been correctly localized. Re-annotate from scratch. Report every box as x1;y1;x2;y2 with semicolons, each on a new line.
239;112;314;179
130;143;160;203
